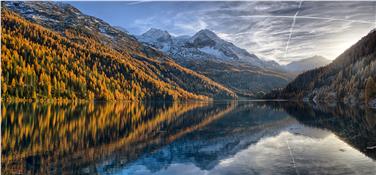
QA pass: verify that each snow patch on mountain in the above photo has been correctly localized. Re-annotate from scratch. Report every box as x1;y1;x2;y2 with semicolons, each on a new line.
138;28;172;43
198;46;233;60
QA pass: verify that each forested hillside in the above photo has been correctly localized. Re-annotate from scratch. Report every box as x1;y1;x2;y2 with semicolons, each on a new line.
267;29;376;105
1;7;236;102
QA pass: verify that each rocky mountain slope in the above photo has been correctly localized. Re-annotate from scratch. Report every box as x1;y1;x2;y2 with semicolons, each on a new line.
137;28;291;97
2;1;236;101
266;29;376;105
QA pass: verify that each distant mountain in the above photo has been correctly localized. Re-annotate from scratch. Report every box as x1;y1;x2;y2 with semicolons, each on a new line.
2;1;236;101
266;29;376;105
284;55;331;73
138;28;174;52
137;28;291;97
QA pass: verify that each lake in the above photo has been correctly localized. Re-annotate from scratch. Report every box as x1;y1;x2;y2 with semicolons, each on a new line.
2;101;376;175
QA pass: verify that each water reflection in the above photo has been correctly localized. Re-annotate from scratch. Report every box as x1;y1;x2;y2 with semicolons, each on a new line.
2;101;235;174
278;102;376;159
1;101;376;174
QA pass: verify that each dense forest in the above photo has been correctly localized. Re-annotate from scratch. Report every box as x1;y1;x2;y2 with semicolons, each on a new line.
1;7;236;102
266;29;376;105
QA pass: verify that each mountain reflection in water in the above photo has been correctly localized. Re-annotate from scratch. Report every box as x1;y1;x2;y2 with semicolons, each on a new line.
1;101;376;174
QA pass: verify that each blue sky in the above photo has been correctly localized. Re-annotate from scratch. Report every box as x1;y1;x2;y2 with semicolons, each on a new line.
69;2;214;35
70;1;376;64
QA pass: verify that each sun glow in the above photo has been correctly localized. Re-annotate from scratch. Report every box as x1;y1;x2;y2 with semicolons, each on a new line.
318;29;373;60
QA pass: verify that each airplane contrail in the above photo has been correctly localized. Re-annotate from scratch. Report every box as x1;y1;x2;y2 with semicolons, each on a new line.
234;15;374;24
284;0;303;58
126;1;150;5
374;2;376;28
284;11;299;58
286;139;300;175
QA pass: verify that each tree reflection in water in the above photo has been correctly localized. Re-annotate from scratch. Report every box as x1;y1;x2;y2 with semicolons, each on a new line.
1;101;375;174
1;101;235;174
273;101;376;159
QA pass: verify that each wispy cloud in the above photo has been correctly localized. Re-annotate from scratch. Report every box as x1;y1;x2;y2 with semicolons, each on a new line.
199;1;375;64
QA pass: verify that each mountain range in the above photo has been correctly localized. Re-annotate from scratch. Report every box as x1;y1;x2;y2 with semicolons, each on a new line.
136;27;337;97
137;28;293;97
2;1;373;104
137;28;276;68
137;28;332;72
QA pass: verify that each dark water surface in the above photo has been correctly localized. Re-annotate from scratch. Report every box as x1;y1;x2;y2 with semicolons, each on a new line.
2;101;376;174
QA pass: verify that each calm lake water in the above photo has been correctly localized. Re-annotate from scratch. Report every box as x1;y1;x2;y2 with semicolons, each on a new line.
2;101;376;175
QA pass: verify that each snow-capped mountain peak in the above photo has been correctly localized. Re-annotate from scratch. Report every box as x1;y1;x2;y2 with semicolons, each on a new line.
139;28;172;42
189;29;222;45
136;28;280;69
137;28;174;52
